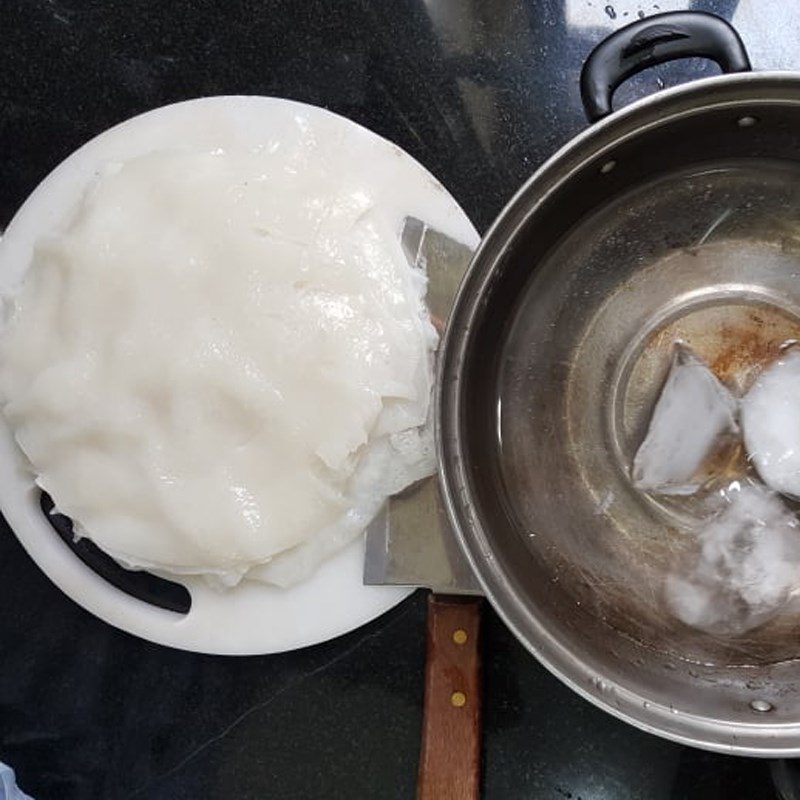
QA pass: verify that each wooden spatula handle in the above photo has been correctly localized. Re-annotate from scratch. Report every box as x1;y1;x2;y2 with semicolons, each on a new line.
417;594;483;800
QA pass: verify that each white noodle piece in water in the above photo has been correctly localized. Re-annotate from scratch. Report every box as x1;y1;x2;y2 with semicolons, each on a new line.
665;483;800;634
0;144;441;589
632;344;739;495
741;348;800;499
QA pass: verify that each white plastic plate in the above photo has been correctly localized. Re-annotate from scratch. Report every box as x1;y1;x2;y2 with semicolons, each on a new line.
0;96;478;654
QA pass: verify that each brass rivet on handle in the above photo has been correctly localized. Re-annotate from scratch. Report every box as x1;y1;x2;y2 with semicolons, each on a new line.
451;691;467;708
452;629;468;645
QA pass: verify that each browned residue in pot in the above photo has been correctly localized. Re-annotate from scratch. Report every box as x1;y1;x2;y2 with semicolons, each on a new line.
709;309;800;390
641;303;800;395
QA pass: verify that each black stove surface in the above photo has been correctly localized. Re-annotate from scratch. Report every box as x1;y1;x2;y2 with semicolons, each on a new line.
1;1;797;798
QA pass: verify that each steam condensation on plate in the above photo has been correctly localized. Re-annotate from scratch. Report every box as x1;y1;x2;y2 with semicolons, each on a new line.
632;344;739;495
665;483;800;634
741;348;800;499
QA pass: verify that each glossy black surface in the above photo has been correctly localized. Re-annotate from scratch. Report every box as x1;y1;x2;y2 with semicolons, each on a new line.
1;1;798;798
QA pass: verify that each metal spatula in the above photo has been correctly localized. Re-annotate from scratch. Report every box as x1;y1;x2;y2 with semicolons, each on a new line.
364;217;480;595
364;217;484;800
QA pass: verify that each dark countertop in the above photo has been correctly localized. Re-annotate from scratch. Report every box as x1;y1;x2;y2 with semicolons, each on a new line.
1;1;798;798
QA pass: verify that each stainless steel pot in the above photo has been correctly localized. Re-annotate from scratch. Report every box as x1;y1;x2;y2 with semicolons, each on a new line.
438;11;800;755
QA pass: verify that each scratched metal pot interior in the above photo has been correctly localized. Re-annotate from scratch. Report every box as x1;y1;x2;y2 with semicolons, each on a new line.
440;69;800;754
498;158;800;665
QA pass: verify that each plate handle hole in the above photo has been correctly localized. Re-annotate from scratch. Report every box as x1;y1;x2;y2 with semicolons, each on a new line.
40;491;191;614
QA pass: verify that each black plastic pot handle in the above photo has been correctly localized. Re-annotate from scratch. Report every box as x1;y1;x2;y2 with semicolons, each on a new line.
580;11;751;123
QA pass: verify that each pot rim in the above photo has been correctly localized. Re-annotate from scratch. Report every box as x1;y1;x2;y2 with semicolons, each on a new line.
436;69;800;756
